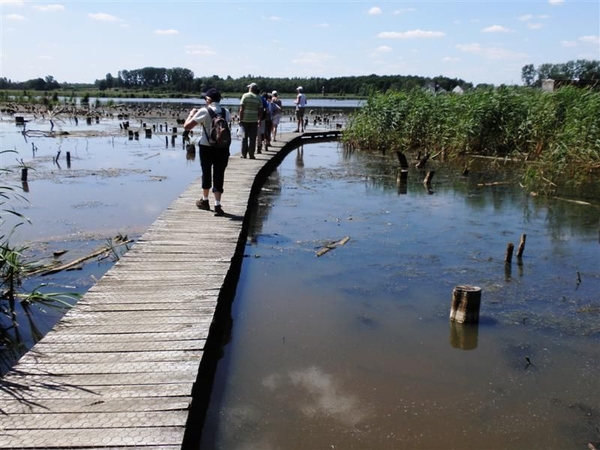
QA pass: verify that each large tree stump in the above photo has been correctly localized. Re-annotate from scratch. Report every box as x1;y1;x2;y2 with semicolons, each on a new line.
450;285;481;324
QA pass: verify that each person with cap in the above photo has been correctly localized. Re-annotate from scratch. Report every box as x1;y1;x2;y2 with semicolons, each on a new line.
183;87;231;217
271;90;282;141
239;82;263;159
294;86;307;133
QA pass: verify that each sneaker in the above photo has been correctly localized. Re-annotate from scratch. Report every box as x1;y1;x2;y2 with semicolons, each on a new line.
196;199;210;211
214;205;225;217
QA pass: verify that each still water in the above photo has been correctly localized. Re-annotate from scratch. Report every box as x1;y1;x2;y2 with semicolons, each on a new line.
200;143;599;449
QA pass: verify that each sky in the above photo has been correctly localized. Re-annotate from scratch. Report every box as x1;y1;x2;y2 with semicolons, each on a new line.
0;0;599;87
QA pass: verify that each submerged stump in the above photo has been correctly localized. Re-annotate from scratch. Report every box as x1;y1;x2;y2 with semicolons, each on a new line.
450;285;481;324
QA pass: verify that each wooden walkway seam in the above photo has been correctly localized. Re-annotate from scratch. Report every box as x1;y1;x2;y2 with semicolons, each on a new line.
0;131;340;449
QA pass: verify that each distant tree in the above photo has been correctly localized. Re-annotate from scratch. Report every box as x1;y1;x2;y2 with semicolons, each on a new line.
105;73;115;89
521;64;536;86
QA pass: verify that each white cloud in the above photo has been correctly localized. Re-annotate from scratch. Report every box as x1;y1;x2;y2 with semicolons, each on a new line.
527;23;543;30
185;45;215;56
378;29;445;39
456;43;528;60
372;45;392;55
33;4;64;12
314;23;330;28
392;8;416;15
267;15;282;21
37;55;52;60
5;13;25;20
482;25;512;33
548;0;564;4
443;56;460;62
368;6;382;15
155;29;179;35
518;14;533;21
561;40;577;47
88;12;121;22
579;35;600;45
0;0;25;4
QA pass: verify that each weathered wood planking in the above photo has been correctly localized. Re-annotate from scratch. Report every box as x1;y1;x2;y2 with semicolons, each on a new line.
0;131;340;448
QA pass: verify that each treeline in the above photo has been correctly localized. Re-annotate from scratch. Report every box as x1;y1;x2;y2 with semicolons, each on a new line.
1;59;597;95
93;69;474;96
0;68;473;96
521;59;600;87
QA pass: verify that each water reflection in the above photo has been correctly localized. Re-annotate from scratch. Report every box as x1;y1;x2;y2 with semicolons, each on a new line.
449;322;479;350
263;366;369;427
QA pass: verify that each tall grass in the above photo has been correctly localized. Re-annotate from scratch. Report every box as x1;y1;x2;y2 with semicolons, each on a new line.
343;86;600;193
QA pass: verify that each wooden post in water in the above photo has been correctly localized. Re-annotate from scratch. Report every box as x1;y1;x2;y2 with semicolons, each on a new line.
395;151;409;169
424;170;435;185
517;234;527;258
505;243;514;264
20;168;28;182
450;285;481;324
66;152;71;166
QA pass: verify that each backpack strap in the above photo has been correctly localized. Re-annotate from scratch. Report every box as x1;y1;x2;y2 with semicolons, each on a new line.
202;107;216;140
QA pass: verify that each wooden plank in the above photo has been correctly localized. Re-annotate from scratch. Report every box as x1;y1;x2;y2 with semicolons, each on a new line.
0;397;190;414
0;427;185;448
0;410;189;429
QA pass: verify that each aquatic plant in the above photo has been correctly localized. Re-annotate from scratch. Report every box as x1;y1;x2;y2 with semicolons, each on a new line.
343;86;600;196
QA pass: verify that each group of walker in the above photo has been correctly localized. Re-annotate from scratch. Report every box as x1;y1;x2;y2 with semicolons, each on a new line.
183;84;307;217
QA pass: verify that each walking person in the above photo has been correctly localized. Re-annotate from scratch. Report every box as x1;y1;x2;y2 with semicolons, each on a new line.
271;90;282;141
259;92;273;153
294;86;307;132
183;87;231;217
239;82;263;159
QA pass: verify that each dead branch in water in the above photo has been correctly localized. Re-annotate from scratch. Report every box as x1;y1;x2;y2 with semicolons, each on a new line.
316;236;350;257
26;238;133;277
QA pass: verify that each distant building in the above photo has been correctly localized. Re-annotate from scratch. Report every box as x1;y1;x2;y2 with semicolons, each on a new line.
542;79;555;92
452;86;464;95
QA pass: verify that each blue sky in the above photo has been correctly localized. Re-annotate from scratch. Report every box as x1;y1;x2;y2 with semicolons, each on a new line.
1;0;599;86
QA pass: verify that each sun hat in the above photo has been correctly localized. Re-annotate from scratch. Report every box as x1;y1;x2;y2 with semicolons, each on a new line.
296;86;303;91
272;90;278;96
202;87;221;102
247;82;259;91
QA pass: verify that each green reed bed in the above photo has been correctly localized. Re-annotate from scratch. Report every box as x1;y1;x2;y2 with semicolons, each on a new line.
343;86;600;196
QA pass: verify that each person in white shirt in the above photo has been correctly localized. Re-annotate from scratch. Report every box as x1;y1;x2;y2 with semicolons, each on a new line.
183;87;231;217
294;86;307;132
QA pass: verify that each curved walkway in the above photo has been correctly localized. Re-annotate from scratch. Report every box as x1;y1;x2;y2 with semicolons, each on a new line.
0;131;340;449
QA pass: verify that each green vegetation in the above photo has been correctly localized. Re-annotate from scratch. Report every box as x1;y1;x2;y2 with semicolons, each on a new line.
0;68;472;97
342;86;600;196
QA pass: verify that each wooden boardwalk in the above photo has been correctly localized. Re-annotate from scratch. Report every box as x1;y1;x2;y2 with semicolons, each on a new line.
0;131;340;449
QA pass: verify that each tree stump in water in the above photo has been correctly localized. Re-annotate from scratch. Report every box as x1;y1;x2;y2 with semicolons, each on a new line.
395;151;409;169
450;285;481;324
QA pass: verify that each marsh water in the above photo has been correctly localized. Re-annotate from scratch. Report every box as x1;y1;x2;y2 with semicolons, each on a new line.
199;143;599;449
1;103;599;449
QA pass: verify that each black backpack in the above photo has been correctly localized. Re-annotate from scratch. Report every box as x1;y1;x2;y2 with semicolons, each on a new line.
204;107;231;149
